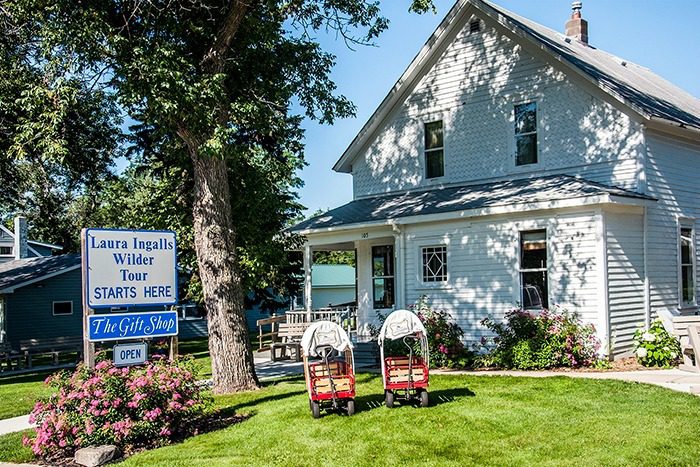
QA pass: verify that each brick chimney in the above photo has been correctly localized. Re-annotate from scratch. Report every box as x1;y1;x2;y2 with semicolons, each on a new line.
14;216;28;260
565;1;588;44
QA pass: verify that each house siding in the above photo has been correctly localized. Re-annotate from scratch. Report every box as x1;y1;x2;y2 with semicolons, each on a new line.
605;210;645;356
351;16;644;199
400;209;600;343
5;268;83;348
645;132;700;318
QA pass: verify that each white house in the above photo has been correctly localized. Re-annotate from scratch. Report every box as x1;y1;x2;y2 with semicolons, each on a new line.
291;0;700;358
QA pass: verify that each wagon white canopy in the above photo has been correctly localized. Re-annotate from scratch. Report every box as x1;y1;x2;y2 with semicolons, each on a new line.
378;309;427;345
300;320;353;358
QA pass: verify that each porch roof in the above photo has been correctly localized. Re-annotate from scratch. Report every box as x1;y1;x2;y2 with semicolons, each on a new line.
292;175;655;233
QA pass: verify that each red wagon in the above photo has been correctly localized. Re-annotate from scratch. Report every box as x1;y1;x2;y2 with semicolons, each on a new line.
301;321;356;418
378;309;430;408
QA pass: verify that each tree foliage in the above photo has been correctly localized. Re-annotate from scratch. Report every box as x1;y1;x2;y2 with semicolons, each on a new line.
1;0;435;393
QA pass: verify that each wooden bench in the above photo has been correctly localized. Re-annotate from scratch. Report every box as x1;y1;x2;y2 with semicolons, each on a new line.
270;322;310;362
658;311;700;372
0;343;24;372
20;336;83;368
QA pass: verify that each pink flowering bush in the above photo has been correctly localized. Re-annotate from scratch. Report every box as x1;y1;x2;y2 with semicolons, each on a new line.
23;357;209;460
481;307;601;369
412;296;473;369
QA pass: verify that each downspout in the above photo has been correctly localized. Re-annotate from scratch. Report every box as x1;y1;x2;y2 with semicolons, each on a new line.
391;222;406;309
639;128;651;327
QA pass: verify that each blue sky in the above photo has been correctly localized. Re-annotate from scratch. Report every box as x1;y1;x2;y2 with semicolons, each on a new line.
297;0;700;216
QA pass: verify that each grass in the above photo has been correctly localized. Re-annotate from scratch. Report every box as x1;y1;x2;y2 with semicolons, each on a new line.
0;373;53;419
0;430;33;464
110;374;700;466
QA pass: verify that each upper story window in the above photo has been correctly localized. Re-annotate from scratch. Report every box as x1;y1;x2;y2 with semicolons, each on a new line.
0;246;12;255
679;223;696;307
424;120;444;179
520;230;548;310
514;102;538;166
422;246;447;283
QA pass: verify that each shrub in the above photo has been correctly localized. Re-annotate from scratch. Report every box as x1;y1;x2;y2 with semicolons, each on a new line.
412;296;473;369
633;320;681;368
24;357;210;460
368;296;473;369
481;307;601;370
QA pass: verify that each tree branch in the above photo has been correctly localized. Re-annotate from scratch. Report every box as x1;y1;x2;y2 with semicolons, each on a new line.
201;0;253;74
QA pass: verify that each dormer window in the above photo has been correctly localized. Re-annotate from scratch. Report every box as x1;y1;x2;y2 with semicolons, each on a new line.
514;102;538;166
425;120;444;179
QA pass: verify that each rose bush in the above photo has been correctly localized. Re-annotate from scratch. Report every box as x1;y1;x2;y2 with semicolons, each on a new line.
633;320;681;368
481;307;601;370
23;356;209;460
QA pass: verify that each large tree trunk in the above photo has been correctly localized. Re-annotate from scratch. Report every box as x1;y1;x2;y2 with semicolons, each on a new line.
190;152;259;393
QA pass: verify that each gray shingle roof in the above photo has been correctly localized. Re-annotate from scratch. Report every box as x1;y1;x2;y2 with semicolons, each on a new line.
482;0;700;129
0;254;81;292
291;175;654;232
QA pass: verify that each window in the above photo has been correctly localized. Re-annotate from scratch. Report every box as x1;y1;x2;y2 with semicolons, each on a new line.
424;121;444;179
0;246;11;255
514;102;538;166
53;301;73;316
680;225;696;307
519;230;548;309
372;245;394;309
422;246;447;283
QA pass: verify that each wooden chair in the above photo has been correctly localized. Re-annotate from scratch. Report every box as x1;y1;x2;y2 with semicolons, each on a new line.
658;310;700;372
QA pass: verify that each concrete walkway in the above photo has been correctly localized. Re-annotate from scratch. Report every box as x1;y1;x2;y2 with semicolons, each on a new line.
0;415;31;436
434;368;700;395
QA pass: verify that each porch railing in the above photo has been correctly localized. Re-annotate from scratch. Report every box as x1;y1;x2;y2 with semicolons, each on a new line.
255;307;358;351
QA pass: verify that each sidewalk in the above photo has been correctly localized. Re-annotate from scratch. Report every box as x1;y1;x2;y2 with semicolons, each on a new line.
434;368;700;395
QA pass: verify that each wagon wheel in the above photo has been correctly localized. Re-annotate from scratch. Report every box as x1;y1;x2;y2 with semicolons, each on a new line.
346;398;355;416
419;389;429;408
384;390;394;408
311;400;321;419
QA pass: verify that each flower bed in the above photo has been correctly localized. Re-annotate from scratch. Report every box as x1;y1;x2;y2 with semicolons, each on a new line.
633;320;681;368
481;307;601;370
24;357;210;461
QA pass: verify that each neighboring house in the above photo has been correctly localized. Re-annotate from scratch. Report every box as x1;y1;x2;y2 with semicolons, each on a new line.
311;264;356;308
0;217;63;263
0;254;83;346
292;0;700;358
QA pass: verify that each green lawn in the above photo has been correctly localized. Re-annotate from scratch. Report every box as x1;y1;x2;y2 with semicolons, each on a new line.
115;374;700;466
0;373;53;419
2;374;700;465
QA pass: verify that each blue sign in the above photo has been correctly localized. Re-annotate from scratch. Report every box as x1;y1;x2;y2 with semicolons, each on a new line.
88;311;178;342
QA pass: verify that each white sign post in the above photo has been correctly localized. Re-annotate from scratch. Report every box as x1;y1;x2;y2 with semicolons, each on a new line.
81;228;178;369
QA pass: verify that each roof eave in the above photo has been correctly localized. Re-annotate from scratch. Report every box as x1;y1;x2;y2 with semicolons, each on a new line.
0;264;81;294
332;0;475;173
299;193;654;236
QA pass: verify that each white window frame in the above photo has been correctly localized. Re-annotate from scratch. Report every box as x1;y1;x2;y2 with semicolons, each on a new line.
413;236;451;290
423;119;445;181
52;301;73;316
678;218;697;309
371;244;395;309
510;98;542;170
518;229;549;310
421;245;448;284
0;246;12;257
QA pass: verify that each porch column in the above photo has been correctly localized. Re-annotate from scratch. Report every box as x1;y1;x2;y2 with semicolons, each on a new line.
392;224;406;309
303;243;313;321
